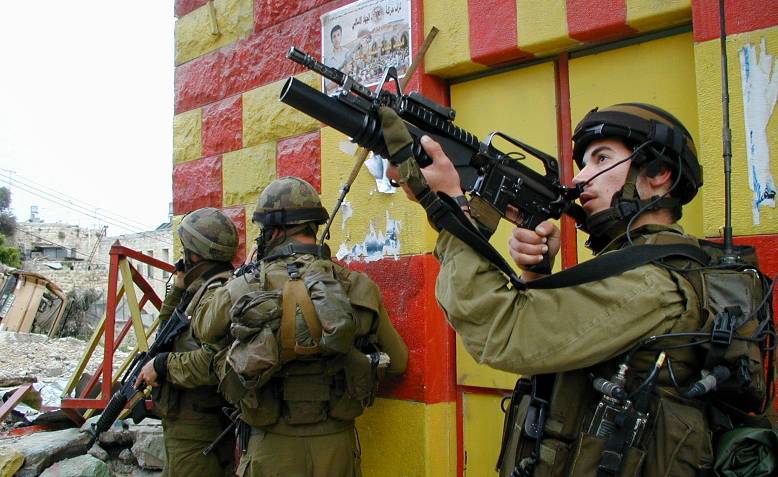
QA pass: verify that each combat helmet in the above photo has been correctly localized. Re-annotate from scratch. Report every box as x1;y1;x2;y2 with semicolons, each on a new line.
179;207;239;262
572;103;702;205
252;177;328;228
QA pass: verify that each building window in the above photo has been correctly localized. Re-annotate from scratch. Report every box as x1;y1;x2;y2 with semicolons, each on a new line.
146;250;154;279
161;249;170;279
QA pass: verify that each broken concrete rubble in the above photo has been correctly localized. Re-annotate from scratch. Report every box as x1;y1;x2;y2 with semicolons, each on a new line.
6;427;91;477
38;454;109;477
0;446;23;477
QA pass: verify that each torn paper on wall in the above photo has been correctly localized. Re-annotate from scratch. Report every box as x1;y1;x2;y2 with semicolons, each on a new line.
740;38;778;225
364;152;396;194
340;200;353;229
336;211;401;262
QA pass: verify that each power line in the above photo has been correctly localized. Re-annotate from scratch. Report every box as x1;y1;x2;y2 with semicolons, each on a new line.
0;168;164;233
5;175;174;246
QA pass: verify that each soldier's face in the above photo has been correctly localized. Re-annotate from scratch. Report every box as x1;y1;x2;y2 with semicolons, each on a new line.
573;138;633;216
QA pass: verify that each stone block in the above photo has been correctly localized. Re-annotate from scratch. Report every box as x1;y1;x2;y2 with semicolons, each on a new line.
39;454;109;477
254;0;331;31
243;72;319;147
119;448;135;464
222;143;276;208
203;95;243;156
131;428;165;470
11;428;92;477
277;131;321;191
175;0;254;65
174;6;322;113
0;447;24;477
175;0;208;18
172;155;223;214
88;443;109;461
173;109;203;164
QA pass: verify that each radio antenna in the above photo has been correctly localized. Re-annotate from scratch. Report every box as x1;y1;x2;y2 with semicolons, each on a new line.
719;0;736;263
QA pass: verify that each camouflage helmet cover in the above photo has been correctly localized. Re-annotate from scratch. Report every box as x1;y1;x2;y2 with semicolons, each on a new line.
253;176;328;227
179;207;239;262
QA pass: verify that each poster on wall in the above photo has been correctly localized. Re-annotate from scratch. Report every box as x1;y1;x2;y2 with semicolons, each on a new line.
320;0;412;95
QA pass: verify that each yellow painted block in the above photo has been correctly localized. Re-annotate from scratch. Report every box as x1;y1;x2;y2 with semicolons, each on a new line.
243;72;320;148
517;0;580;56
172;215;184;260
569;33;703;247
175;0;254;65
695;30;778;236
173;109;203;164
222;143;276;207
462;392;508;477
320;127;439;258
357;399;457;477
457;335;518;390
424;0;488;77
626;0;690;33
450;62;561;271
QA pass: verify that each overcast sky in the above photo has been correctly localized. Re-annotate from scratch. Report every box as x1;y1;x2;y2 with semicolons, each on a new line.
0;1;175;237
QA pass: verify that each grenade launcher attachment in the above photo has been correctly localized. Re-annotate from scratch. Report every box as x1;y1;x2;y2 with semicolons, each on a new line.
280;47;585;280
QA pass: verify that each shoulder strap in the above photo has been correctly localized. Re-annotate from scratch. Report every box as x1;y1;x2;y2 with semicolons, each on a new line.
527;243;710;290
280;263;322;361
186;269;233;313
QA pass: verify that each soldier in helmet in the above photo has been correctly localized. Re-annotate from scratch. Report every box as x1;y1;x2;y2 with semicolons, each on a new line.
381;104;726;475
193;176;408;477
136;207;238;476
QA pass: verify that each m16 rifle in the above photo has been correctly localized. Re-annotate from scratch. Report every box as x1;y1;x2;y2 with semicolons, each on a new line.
90;306;189;438
280;48;585;282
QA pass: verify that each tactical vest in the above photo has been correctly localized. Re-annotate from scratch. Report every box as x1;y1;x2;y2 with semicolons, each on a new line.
215;244;385;436
498;230;775;477
154;269;233;421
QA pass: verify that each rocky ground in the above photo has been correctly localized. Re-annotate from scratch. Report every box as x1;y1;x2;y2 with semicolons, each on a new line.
0;331;161;476
0;331;132;387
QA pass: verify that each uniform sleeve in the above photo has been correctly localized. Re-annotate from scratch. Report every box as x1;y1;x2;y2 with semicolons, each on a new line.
166;343;218;388
434;230;693;376
375;302;408;375
158;286;184;322
191;285;234;349
165;286;232;388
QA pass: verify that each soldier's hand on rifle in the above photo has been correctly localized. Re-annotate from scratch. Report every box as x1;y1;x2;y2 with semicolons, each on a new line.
174;271;186;290
135;360;160;388
387;135;464;201
508;220;560;280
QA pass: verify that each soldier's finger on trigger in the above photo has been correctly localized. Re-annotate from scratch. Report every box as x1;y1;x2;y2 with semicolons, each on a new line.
512;227;543;245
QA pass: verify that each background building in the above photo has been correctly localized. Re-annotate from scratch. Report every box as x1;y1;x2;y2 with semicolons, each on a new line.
172;1;778;475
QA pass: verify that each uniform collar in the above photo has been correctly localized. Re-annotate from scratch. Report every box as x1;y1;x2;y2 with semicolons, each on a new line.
598;223;686;254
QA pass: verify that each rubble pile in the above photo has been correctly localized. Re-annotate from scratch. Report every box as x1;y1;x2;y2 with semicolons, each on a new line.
0;418;164;477
0;331;131;388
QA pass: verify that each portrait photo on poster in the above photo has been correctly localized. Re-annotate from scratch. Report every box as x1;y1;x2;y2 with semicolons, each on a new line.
320;0;411;95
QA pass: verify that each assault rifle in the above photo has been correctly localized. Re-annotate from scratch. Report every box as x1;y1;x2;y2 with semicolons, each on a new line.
90;307;189;437
280;48;585;278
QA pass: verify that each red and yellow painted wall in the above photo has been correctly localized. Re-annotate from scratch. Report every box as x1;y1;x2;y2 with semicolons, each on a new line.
173;0;778;475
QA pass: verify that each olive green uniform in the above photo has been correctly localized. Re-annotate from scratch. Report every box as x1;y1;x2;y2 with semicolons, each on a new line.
197;239;408;477
154;264;234;477
435;225;717;475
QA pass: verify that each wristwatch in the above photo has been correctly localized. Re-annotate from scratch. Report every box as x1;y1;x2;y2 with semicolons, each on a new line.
453;195;470;212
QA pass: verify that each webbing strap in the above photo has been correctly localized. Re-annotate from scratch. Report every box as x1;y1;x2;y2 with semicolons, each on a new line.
527;243;709;290
280;277;321;360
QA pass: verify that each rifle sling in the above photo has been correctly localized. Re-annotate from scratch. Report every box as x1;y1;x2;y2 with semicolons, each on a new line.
420;189;524;289
526;243;709;289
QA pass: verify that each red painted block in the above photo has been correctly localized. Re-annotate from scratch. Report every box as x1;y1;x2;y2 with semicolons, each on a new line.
566;0;637;42
468;0;534;66
175;3;330;114
222;206;248;266
203;95;243;156
175;0;208;18
277;131;321;192
172;155;223;214
346;255;457;404
692;0;778;42
255;0;334;32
